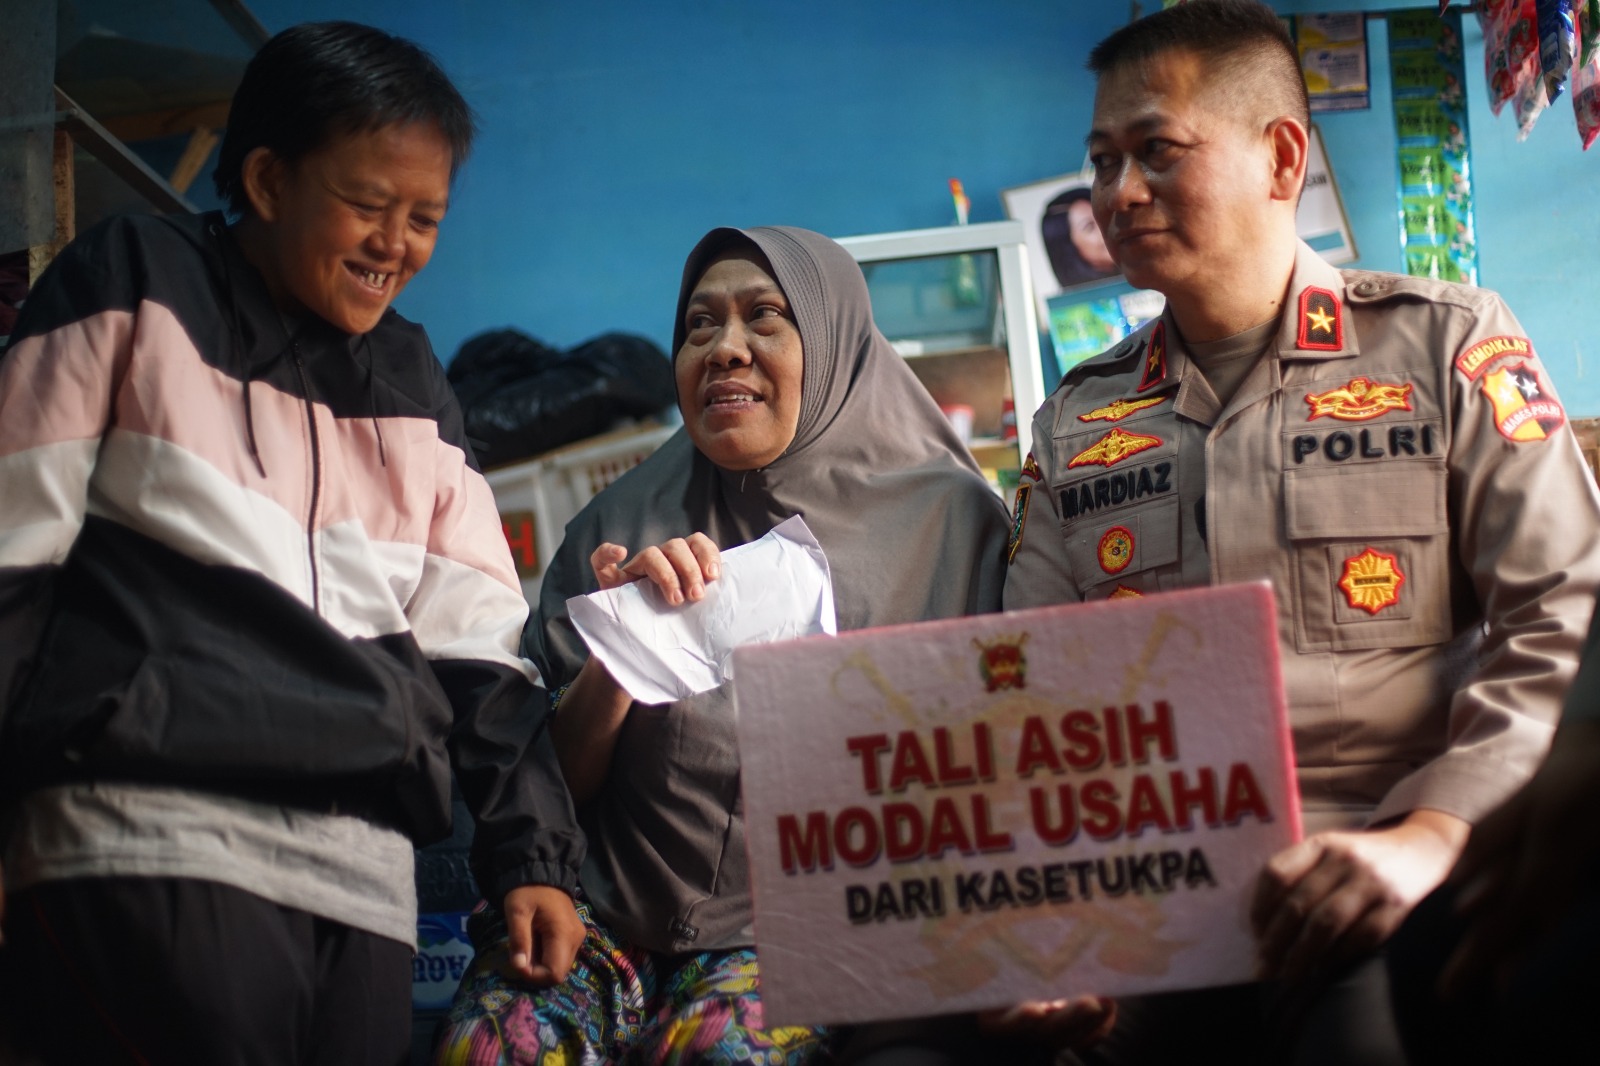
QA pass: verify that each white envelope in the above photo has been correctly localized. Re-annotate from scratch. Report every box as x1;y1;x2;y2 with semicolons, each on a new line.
567;515;837;705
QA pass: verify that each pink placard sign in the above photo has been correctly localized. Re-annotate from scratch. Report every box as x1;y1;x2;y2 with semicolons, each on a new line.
733;582;1299;1027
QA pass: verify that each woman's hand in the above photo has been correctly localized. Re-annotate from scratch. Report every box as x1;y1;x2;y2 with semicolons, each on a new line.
590;533;721;604
554;534;723;805
500;884;585;986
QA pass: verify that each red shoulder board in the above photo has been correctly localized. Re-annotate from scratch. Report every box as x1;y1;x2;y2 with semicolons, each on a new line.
1136;321;1167;392
1297;287;1343;351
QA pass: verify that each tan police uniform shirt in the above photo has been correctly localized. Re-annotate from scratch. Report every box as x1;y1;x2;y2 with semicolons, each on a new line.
1006;240;1600;831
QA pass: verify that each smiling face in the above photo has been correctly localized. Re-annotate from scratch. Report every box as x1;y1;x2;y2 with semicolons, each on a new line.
1086;48;1279;306
242;120;451;334
675;249;804;471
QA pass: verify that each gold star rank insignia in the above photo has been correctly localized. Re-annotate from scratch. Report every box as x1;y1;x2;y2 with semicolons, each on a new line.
1305;377;1414;421
1067;427;1163;469
1338;547;1405;614
1297;287;1343;351
1078;395;1169;423
1136;321;1167;392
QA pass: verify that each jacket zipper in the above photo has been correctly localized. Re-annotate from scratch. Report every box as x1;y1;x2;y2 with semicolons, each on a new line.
291;343;323;615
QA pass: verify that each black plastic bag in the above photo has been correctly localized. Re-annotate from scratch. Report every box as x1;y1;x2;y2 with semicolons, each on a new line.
447;329;674;468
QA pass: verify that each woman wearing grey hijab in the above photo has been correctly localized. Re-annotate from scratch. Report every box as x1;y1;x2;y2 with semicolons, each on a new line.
435;226;1009;1063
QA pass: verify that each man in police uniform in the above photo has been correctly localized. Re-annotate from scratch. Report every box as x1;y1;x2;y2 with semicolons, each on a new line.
1006;2;1600;1060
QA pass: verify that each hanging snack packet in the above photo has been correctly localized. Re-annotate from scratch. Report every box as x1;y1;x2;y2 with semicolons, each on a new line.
1513;67;1551;138
1574;46;1600;147
1483;0;1544;114
1536;0;1577;101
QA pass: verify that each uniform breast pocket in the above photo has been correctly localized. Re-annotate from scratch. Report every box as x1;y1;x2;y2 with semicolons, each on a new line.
1062;498;1182;597
1284;462;1451;652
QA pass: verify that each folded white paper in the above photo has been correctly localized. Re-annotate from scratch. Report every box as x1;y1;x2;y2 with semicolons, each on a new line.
567;515;837;705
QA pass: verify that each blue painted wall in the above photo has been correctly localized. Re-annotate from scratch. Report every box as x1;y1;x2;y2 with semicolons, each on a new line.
238;1;1599;411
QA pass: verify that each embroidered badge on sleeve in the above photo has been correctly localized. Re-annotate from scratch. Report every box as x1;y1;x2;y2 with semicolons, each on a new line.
1305;377;1414;421
1007;482;1033;565
1455;335;1532;381
1338;548;1405;614
1068;428;1163;469
1297;287;1343;351
1481;359;1566;441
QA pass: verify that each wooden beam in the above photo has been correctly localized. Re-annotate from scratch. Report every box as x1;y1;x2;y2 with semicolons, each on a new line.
100;100;231;144
169;126;220;194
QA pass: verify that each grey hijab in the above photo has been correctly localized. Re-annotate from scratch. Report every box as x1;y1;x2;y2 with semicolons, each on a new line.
529;225;1010;953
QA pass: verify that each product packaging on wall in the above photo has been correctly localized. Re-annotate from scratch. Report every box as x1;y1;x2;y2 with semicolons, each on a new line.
1389;10;1479;284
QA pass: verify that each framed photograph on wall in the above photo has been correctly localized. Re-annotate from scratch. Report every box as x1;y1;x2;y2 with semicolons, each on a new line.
1001;171;1123;325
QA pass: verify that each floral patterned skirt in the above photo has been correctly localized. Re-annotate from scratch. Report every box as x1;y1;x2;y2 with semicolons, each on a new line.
433;901;835;1066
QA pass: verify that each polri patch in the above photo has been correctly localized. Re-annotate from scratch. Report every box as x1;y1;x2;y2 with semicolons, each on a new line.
1136;321;1167;392
1481;359;1565;441
1098;526;1134;574
1078;395;1168;423
1338;547;1405;615
1455;335;1532;381
1020;450;1044;482
1068;427;1163;469
1297;287;1343;351
1006;482;1033;565
1305;377;1414;422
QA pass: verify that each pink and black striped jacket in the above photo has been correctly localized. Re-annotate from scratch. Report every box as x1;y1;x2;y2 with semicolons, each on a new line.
0;211;581;899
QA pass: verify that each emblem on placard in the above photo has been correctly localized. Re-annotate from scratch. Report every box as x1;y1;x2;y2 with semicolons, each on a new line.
1455;335;1532;381
1109;585;1144;599
1098;526;1134;574
1079;395;1169;423
1338;548;1405;614
1068;428;1163;469
974;633;1029;692
1304;377;1414;422
1006;483;1033;565
1297;287;1343;351
1481;360;1566;441
1137;321;1167;392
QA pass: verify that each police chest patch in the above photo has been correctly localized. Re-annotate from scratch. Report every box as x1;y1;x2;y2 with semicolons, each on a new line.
1338;548;1405;614
1068;427;1163;469
1060;460;1173;520
1305;377;1414;422
1455;335;1532;381
1007;482;1033;565
1108;585;1144;600
1078;395;1169;423
1481;359;1566;442
1291;423;1437;465
1098;526;1134;574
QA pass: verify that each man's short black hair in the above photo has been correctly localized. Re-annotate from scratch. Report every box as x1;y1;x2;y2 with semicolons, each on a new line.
1088;0;1310;132
214;21;477;215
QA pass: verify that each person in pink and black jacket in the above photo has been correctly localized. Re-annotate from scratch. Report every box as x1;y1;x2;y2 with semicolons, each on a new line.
0;22;582;1065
